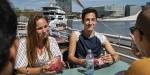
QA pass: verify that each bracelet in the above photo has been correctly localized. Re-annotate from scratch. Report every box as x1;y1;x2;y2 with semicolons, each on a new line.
41;66;46;73
26;67;29;75
111;56;117;64
113;57;116;63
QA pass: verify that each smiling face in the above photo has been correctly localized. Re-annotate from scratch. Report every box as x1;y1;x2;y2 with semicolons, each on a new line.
36;18;49;40
83;12;97;31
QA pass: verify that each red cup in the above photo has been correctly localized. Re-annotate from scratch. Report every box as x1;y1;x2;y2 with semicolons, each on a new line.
94;58;104;67
48;56;63;72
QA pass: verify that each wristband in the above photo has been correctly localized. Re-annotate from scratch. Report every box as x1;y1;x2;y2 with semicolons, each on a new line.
26;67;29;75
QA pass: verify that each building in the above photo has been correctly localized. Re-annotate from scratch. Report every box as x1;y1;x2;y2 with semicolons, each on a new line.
56;0;72;14
93;6;106;18
104;5;125;18
125;5;141;16
146;2;150;6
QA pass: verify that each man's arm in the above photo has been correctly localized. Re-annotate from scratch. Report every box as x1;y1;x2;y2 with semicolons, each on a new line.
101;36;119;63
68;32;86;65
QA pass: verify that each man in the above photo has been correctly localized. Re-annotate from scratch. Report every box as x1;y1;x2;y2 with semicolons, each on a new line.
125;6;150;75
0;0;17;75
68;7;118;67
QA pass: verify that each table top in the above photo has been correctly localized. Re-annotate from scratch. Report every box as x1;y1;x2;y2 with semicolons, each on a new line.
57;61;129;75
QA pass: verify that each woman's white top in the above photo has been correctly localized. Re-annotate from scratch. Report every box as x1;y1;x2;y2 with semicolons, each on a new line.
15;37;62;69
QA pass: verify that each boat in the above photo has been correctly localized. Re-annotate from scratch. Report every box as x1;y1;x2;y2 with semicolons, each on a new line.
41;0;70;47
42;0;67;26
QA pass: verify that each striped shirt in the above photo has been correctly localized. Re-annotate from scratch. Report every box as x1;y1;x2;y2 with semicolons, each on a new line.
15;37;62;69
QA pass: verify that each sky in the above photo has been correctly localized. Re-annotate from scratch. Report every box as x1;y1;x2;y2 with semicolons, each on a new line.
10;0;149;12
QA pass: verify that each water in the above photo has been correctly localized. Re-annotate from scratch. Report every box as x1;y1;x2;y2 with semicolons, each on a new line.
70;20;135;37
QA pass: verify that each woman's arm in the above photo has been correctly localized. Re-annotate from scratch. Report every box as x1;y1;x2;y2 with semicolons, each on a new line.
68;32;85;65
17;66;56;74
9;38;19;64
16;67;42;74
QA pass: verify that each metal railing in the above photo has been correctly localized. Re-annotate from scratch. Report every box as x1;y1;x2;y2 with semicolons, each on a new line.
17;22;138;63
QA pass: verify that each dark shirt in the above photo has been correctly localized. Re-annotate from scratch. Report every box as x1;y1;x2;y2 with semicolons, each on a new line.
75;31;104;59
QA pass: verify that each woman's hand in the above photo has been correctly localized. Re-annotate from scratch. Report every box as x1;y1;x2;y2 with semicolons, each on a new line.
46;56;64;72
61;61;66;68
42;64;56;74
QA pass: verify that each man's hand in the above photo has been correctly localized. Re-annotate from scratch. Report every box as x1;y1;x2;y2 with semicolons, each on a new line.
79;59;86;65
101;54;113;64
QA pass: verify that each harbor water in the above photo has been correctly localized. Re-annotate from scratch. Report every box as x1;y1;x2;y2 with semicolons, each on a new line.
70;20;135;37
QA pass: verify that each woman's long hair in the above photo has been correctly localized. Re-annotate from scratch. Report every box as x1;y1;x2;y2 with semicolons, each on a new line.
26;13;51;66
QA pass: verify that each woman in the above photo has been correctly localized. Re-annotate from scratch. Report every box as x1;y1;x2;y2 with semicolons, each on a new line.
68;7;119;66
125;7;150;75
15;13;62;74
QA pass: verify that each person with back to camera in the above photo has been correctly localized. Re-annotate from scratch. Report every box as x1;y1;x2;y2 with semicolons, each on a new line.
68;7;119;67
0;0;18;75
125;6;150;75
15;13;64;74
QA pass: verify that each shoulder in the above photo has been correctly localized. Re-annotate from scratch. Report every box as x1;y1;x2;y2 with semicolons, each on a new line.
48;36;55;40
48;36;58;44
19;37;26;44
126;58;150;75
130;58;150;68
72;30;81;36
95;32;106;44
95;32;105;37
71;30;81;41
48;36;56;41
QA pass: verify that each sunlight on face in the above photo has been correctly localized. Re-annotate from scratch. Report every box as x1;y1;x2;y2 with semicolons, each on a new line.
131;30;144;57
36;18;49;39
83;12;97;31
